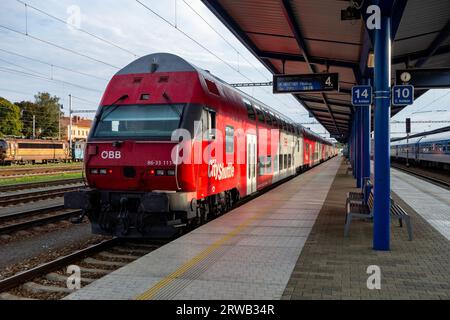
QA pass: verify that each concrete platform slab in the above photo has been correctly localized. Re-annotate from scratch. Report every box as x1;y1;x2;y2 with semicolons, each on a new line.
65;157;341;300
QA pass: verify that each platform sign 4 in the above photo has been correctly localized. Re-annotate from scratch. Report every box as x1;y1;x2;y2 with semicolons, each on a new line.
392;85;414;106
352;85;372;106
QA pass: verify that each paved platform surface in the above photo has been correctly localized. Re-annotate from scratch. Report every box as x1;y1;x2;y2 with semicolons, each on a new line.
282;160;450;300
391;168;450;241
66;157;341;300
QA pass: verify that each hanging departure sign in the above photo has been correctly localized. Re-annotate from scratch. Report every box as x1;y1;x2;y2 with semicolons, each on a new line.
273;73;339;93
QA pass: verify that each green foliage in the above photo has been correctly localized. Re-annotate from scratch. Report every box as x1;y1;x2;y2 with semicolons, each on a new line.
15;100;38;138
0;96;22;137
16;92;62;138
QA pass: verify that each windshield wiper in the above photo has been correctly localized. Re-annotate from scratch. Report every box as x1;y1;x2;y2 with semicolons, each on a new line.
99;94;129;121
162;92;182;117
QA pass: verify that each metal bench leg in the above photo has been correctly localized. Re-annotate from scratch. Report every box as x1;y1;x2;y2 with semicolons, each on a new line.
344;214;352;237
405;217;412;241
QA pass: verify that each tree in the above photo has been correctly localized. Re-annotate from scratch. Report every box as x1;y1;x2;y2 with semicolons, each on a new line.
15;100;38;138
0;97;22;137
34;92;61;138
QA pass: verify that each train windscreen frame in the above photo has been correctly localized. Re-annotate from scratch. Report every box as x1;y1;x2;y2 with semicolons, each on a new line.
93;104;184;139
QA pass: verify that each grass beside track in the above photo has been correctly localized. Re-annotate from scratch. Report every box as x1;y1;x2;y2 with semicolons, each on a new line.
0;172;83;186
0;162;82;171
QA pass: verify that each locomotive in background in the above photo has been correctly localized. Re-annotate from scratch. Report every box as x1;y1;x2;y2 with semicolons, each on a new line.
0;138;71;165
0;138;86;165
64;53;337;238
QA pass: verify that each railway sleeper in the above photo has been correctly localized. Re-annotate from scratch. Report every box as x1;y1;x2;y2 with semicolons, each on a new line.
45;272;96;284
23;281;74;294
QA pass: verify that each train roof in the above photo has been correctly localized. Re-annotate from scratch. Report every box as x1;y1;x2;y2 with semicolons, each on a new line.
391;129;450;146
116;53;333;146
391;126;450;142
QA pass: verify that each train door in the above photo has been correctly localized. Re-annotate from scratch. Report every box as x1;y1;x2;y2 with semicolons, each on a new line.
246;134;257;195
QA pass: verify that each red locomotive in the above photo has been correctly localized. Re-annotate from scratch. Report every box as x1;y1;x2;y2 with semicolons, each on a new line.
65;53;337;238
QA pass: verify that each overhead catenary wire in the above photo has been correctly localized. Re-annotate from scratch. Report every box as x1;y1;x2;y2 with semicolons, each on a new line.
0;24;120;69
135;0;303;118
0;66;102;93
0;48;109;81
15;0;140;58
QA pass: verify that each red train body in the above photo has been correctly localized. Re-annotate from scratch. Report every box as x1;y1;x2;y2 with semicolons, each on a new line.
65;53;337;238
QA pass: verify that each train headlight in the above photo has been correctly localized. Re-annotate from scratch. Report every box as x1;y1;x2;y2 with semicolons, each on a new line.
167;169;175;176
156;169;165;176
90;168;98;174
99;169;107;174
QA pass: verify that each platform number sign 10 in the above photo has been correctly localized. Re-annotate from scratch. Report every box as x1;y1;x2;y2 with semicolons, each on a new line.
392;85;414;106
352;85;372;106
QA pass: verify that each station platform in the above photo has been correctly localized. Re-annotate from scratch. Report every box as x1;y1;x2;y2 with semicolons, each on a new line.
65;157;450;300
283;161;450;300
66;156;341;300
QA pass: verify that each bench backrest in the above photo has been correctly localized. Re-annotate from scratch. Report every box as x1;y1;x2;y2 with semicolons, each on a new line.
367;191;374;211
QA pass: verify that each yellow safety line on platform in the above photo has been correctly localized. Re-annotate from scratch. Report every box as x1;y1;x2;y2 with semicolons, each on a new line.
135;209;267;300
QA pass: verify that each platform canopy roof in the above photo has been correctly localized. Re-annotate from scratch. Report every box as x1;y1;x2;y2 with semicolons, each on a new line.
202;0;450;142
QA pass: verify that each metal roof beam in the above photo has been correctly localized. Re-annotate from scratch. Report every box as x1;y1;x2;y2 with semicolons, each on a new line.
296;95;353;108
201;0;279;74
308;107;351;117
390;0;409;40
280;0;341;135
392;45;450;65
415;19;450;67
259;51;359;69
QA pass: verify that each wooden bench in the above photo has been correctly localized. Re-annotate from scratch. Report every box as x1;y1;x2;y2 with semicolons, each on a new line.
344;191;413;241
344;191;374;237
346;179;372;206
391;202;412;241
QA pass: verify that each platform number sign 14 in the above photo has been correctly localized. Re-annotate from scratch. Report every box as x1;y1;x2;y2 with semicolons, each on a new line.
352;85;372;106
392;85;414;106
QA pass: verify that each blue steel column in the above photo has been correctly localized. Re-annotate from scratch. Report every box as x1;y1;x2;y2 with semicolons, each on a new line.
363;79;371;203
373;15;391;251
356;107;362;188
351;117;355;177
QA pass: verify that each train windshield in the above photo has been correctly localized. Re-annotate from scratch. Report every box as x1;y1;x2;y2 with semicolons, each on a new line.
0;140;7;149
93;104;184;138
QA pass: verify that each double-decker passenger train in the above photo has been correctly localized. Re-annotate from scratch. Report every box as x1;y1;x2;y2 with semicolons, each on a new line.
0;138;70;165
391;126;450;170
65;53;337;238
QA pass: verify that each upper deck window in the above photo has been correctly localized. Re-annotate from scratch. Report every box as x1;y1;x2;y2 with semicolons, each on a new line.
93;104;183;138
243;99;255;120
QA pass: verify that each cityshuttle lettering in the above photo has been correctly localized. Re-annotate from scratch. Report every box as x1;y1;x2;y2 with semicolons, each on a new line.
208;159;235;181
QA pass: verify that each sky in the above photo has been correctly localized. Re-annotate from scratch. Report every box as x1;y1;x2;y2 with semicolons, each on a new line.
0;0;449;140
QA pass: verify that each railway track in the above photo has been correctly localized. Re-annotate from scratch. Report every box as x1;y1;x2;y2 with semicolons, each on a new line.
0;165;82;177
0;185;85;207
391;163;450;190
0;238;166;300
0;205;82;235
0;178;84;193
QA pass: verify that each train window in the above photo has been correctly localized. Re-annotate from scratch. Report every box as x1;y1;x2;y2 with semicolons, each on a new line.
93;104;184;138
17;143;63;149
225;126;234;154
279;154;283;170
266;156;272;174
202;108;216;140
244;99;256;120
266;113;272;126
256;108;265;123
284;154;288;169
288;154;292;167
